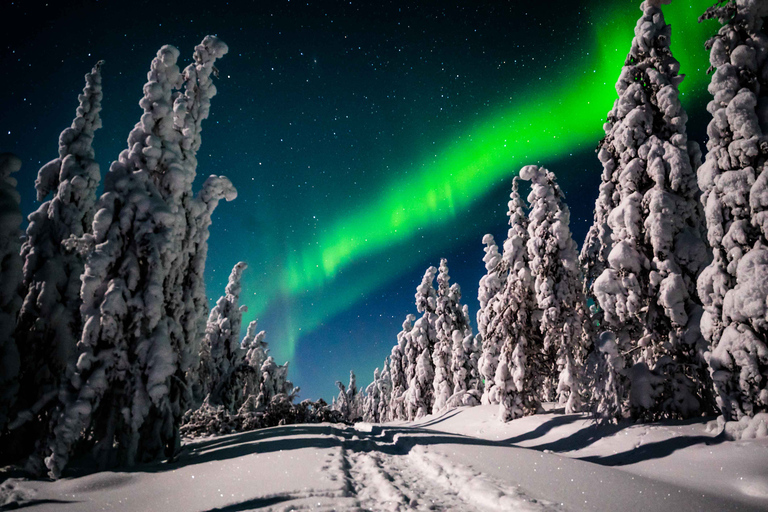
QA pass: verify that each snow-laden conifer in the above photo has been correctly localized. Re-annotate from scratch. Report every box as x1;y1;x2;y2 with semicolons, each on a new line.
45;37;229;478
477;234;506;404
406;347;435;420
200;262;248;409
388;314;414;420
586;0;710;420
698;0;768;422
405;266;438;417
363;368;381;422
0;154;23;432
521;165;590;413
377;358;392;422
10;63;103;445
433;259;473;411
490;177;541;420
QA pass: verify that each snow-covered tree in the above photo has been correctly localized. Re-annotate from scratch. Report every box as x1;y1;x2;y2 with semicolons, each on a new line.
477;234;506;404
405;266;438;417
363;367;381;422
698;0;768;421
200;261;248;409
433;259;473;412
521;165;591;413
242;320;267;367
490;177;541;420
585;1;711;421
45;37;230;479
406;346;435;420
0;153;23;433
388;314;414;421
376;358;392;422
9;63;104;448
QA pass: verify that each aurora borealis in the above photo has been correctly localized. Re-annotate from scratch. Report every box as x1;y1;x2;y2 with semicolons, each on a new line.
3;0;717;400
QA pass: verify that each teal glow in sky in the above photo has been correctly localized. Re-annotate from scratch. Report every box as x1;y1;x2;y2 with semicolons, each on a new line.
4;0;716;399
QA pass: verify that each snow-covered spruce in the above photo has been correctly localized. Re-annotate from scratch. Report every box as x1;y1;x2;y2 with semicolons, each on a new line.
587;0;711;421
520;165;591;414
334;370;362;422
697;0;768;426
388;314;414;421
363;367;382;422
405;266;438;419
489;176;542;420
0;153;23;435
477;234;506;405
8;63;104;459
44;37;230;479
198;261;248;410
241;319;268;397
433;259;475;412
376;358;392;422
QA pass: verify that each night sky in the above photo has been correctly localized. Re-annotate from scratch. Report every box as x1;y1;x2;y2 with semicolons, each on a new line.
2;0;716;401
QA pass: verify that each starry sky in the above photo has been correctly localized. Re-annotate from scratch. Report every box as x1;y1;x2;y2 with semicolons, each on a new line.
2;0;716;401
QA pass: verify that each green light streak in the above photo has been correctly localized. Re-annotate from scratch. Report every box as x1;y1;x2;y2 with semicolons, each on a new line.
250;0;715;362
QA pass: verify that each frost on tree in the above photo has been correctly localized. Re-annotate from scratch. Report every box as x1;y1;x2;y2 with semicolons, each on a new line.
0;153;23;434
698;0;768;422
45;37;231;479
198;261;248;411
388;314;414;421
587;1;711;421
9;64;104;455
477;233;506;405
520;165;591;413
490;177;541;420
433;259;473;412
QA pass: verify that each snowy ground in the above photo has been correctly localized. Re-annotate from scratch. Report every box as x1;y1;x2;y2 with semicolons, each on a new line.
2;405;767;511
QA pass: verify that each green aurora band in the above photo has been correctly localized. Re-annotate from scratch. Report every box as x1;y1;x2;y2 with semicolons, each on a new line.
244;0;716;363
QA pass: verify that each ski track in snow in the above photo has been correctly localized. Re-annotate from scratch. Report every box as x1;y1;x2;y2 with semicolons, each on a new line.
256;425;556;512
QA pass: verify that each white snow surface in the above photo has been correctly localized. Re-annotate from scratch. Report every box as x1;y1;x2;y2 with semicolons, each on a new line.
3;405;766;511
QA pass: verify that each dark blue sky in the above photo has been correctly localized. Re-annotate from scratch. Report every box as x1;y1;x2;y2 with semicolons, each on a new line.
1;0;714;400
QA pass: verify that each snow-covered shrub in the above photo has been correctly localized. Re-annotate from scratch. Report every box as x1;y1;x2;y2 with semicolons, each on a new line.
698;0;768;422
585;0;711;421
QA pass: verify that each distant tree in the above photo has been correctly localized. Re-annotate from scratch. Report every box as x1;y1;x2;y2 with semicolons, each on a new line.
363;367;381;422
0;153;23;434
199;262;248;408
388;314;414;420
521;165;591;413
477;234;506;405
433;259;473;411
377;358;392;422
406;346;435;420
491;177;541;420
697;0;768;421
405;266;438;417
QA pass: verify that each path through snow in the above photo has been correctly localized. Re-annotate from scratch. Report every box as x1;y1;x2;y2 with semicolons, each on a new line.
2;406;766;511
